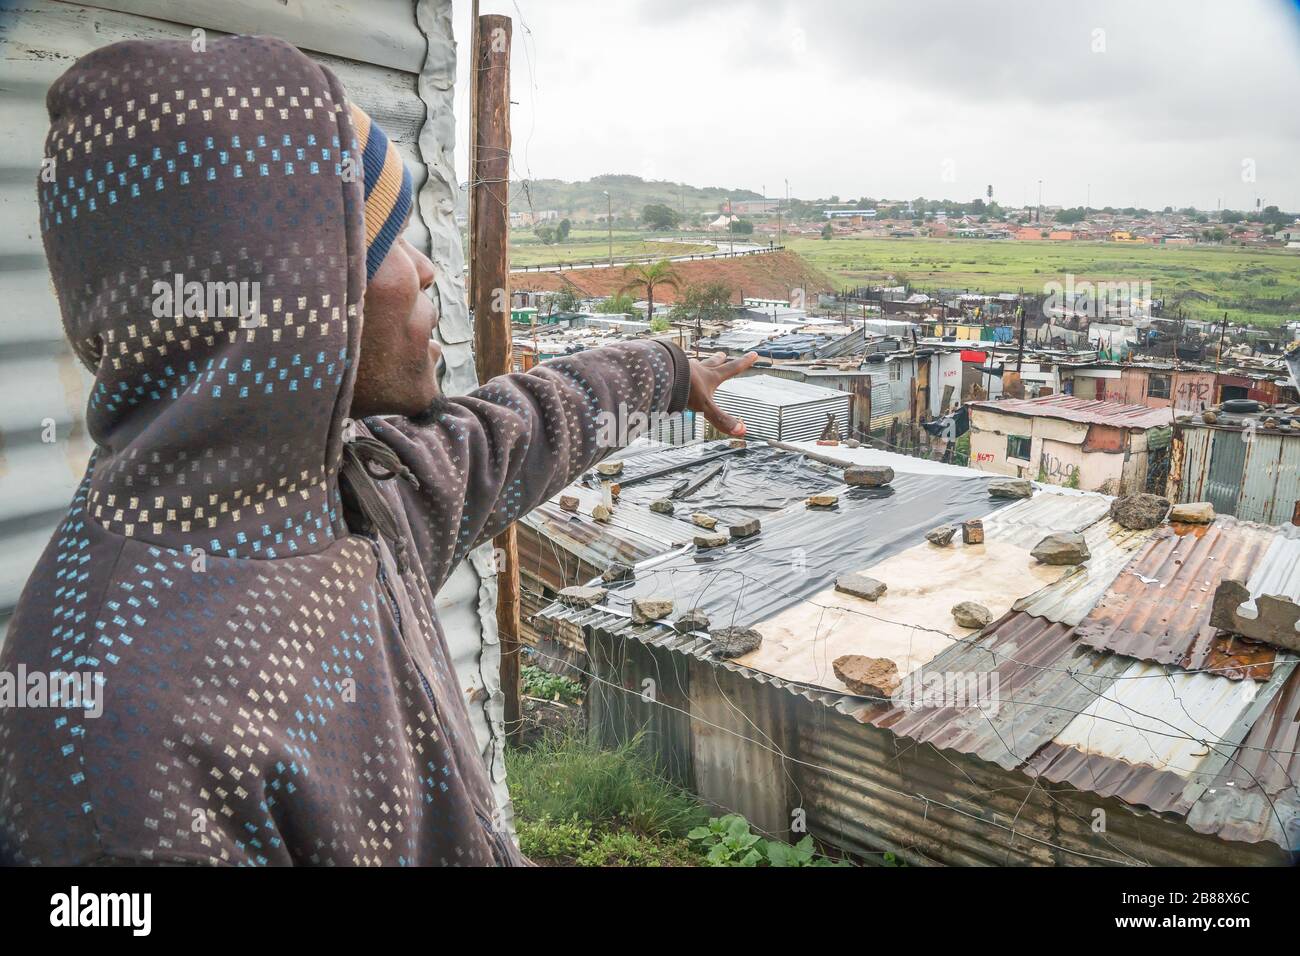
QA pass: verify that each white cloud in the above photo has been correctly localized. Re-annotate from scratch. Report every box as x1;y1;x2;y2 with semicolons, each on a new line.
454;0;1300;210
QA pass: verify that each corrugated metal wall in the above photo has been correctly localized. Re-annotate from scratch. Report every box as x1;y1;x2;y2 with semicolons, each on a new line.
1177;424;1300;526
0;0;513;818
584;621;1284;865
713;391;852;442
794;695;1281;866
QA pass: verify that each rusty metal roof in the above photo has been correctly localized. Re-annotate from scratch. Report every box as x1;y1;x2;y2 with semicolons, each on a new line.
1187;663;1300;847
866;611;1131;770
1027;654;1298;825
1012;518;1155;626
1073;519;1279;677
969;394;1174;430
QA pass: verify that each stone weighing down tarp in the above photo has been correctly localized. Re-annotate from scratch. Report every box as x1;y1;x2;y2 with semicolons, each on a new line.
740;536;1068;690
600;468;1005;639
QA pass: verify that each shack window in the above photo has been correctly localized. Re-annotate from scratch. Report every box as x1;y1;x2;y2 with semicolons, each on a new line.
1148;373;1171;399
1007;434;1031;461
890;362;901;381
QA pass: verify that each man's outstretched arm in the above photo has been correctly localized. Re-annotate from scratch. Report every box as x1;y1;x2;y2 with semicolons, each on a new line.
367;340;755;590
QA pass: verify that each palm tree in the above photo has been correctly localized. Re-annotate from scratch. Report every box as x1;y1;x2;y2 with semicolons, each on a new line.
620;259;681;326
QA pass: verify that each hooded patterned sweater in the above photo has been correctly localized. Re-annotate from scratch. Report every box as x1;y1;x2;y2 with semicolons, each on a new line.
0;35;690;865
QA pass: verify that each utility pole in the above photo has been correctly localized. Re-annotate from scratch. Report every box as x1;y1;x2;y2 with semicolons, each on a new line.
466;0;480;293
780;178;787;247
1015;289;1027;373
470;12;521;743
603;190;611;265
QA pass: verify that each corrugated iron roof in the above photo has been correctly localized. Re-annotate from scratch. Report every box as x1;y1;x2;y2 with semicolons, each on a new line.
867;611;1131;770
1073;519;1279;675
969;394;1174;430
1012;518;1155;626
982;489;1112;548
1051;658;1255;779
1237;524;1300;615
716;373;849;405
1027;654;1298;821
1187;662;1300;847
538;598;1300;851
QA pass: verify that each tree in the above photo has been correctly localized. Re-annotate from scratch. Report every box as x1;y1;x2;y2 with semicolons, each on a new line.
821;222;834;240
642;203;680;231
729;218;754;235
556;218;571;242
669;281;736;324
595;291;641;317
1222;209;1244;223
1261;205;1292;227
549;279;582;314
620;259;681;326
534;223;557;244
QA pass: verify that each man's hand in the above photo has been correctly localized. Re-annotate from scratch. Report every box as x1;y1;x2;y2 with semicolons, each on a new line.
687;351;759;437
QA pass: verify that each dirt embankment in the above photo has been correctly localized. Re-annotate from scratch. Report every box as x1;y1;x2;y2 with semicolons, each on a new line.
511;249;835;305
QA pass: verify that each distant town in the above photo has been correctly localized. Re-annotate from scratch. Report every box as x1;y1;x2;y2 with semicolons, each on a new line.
501;173;1300;512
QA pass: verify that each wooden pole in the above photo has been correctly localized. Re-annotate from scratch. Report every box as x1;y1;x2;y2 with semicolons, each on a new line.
1015;288;1027;373
466;0;480;286
470;13;521;743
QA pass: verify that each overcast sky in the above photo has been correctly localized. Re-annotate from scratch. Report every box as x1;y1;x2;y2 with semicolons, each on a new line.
454;0;1300;211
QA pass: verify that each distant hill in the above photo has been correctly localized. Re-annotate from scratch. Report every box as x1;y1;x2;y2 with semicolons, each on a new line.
485;174;764;221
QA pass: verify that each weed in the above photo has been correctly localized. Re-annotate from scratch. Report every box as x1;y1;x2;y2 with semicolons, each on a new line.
521;664;583;704
687;814;850;867
507;730;706;839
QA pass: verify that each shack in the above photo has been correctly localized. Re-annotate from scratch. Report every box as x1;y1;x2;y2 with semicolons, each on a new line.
530;439;1300;865
967;395;1173;494
713;374;854;442
1171;402;1300;524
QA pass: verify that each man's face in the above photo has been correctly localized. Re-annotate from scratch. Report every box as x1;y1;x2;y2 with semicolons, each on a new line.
351;232;442;419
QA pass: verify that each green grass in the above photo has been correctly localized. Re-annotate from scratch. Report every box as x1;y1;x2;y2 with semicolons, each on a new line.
507;731;707;841
786;236;1300;326
514;818;700;867
508;228;719;268
507;729;863;866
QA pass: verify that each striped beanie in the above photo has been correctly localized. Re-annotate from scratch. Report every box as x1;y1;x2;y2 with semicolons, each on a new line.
351;104;413;280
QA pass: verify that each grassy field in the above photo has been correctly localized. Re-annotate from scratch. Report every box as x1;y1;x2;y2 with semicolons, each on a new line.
509;228;719;268
787;236;1300;326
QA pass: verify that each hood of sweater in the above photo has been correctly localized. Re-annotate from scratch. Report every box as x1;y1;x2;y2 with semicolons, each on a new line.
39;34;366;560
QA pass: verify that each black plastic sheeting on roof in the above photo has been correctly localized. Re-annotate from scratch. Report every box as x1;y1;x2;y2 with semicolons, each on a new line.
601;470;1005;629
597;444;841;525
